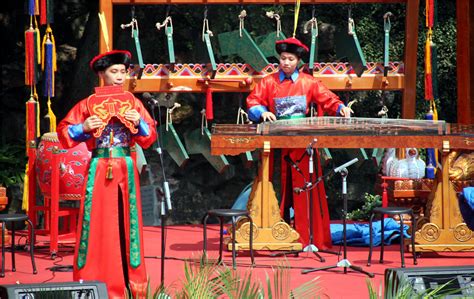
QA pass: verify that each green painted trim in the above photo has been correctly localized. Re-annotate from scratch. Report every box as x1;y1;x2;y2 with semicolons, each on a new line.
77;158;99;269
133;29;144;68
126;157;141;268
166;26;175;63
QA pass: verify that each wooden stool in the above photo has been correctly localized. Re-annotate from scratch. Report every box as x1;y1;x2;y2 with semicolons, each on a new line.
203;209;255;269
0;214;37;277
367;207;417;268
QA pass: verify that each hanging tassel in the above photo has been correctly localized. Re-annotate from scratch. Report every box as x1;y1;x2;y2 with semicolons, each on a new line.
40;0;46;24
47;96;56;132
431;40;438;99
40;0;54;25
425;107;436;178
424;30;433;101
25;95;38;151
34;88;40;138
34;0;39;15
25;16;41;86
42;25;56;98
106;130;114;180
22;163;30;211
46;0;54;23
25;26;36;85
106;162;113;180
425;0;435;28
34;18;41;64
205;87;213;120
98;11;111;51
292;0;301;38
28;0;36;17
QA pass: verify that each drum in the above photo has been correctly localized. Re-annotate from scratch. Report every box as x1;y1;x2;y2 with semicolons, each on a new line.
36;132;91;200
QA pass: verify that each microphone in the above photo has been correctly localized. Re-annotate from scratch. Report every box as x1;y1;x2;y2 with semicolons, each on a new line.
293;187;304;194
284;155;303;174
142;92;160;106
306;138;318;156
163;181;172;211
333;158;359;173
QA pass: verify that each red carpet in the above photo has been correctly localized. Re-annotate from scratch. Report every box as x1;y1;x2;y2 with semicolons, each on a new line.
2;224;474;298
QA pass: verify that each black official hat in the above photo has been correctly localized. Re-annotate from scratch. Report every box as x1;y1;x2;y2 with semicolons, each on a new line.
89;50;132;73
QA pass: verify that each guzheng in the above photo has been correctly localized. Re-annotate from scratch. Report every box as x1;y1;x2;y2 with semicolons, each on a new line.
211;117;474;155
211;117;474;252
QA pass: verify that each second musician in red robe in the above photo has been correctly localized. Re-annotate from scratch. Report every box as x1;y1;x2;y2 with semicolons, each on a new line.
246;37;352;250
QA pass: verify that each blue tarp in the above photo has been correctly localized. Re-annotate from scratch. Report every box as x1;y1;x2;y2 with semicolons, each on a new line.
458;187;474;231
330;218;410;246
233;183;411;247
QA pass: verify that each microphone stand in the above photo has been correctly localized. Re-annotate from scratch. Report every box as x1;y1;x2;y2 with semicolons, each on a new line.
272;141;339;261
147;95;172;287
301;160;373;277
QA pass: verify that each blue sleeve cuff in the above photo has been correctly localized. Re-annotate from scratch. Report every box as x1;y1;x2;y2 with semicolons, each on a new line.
337;104;345;116
248;105;269;122
134;118;150;136
68;124;91;142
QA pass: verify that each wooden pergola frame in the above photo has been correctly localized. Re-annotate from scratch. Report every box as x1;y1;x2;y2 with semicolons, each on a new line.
99;0;420;118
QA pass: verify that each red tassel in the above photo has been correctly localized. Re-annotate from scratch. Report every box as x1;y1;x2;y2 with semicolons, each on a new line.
205;87;213;120
428;0;435;28
26;97;38;146
424;30;433;101
25;28;36;85
40;0;47;24
424;73;433;100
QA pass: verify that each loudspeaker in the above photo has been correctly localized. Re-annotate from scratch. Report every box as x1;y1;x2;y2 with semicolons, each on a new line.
0;281;108;298
385;265;474;298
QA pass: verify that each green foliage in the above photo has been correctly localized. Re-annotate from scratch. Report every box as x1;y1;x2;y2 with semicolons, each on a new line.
367;271;467;299
0;143;26;188
347;193;382;221
126;255;324;298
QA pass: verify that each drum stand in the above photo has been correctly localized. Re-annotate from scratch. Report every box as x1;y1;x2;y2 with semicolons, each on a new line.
301;163;373;277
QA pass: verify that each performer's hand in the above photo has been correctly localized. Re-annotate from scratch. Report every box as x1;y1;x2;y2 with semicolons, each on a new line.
124;109;141;126
83;115;104;133
261;111;277;122
340;106;353;118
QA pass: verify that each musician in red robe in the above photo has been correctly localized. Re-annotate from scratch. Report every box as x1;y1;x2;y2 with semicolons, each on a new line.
57;50;157;298
246;38;352;250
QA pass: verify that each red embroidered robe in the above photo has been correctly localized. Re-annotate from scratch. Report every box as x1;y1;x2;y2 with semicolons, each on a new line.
247;71;343;249
57;88;157;298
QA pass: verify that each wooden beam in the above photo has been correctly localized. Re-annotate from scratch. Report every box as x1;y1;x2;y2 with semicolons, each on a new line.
457;0;474;124
402;0;419;119
112;0;406;4
123;73;404;93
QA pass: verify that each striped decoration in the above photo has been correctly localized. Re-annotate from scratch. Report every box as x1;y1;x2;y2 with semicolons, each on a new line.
40;0;54;25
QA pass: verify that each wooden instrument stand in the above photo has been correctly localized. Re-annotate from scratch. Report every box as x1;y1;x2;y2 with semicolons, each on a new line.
413;149;474;252
232;141;302;251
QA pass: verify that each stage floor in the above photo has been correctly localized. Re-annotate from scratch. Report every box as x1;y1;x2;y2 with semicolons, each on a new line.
3;224;474;298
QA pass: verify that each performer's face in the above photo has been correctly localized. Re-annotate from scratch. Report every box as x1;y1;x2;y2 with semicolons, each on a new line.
279;52;300;76
99;64;127;86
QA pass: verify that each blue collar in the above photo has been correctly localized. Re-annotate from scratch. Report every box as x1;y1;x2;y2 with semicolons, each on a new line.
279;69;299;83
